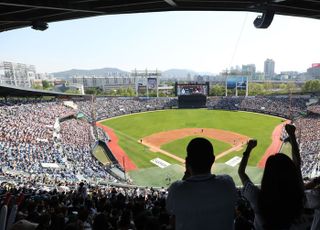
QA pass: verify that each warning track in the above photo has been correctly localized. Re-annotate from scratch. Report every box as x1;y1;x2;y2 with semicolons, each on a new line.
96;123;137;171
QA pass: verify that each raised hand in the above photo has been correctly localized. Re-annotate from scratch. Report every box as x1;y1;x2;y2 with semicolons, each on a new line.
285;124;296;136
239;139;257;185
246;139;257;151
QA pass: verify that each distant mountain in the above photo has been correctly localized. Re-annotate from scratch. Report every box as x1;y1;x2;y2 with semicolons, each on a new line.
198;71;215;75
162;69;198;79
52;67;129;80
52;67;215;80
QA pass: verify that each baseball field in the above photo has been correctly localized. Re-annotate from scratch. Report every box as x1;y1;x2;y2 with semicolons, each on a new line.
98;109;286;187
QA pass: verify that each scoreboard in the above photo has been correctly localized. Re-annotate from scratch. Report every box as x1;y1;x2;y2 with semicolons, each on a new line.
175;82;209;96
226;76;248;90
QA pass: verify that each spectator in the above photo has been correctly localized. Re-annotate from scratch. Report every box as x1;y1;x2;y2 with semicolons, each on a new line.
238;124;305;230
166;137;237;230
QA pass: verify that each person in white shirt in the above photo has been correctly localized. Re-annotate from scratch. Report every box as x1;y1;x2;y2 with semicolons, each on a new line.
166;137;237;230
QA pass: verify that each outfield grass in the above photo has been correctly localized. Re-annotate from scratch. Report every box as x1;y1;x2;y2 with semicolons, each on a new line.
101;109;283;166
161;136;231;159
93;145;111;165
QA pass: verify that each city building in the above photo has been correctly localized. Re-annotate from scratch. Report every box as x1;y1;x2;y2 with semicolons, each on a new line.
279;71;299;80
71;75;137;91
242;64;256;80
307;63;320;79
264;59;275;80
0;61;36;88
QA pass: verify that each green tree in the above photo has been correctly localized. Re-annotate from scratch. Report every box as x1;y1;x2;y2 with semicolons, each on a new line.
279;83;287;91
65;89;80;94
286;82;297;93
85;88;97;94
248;83;265;96
263;82;274;92
32;84;43;90
85;87;103;95
210;85;225;96
126;87;135;96
42;80;51;89
302;80;320;92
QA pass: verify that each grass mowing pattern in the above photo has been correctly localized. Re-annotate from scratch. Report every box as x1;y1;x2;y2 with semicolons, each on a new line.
93;145;111;165
102;109;283;167
161;136;231;159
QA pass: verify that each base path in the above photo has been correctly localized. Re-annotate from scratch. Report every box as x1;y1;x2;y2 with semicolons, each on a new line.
96;123;137;171
142;128;249;147
142;128;250;159
257;120;290;168
142;142;185;163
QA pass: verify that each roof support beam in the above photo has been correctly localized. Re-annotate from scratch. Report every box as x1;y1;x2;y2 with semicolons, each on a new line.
163;0;177;7
0;2;104;14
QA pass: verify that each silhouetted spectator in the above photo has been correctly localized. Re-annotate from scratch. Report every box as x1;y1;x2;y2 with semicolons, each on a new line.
166;137;237;230
238;124;304;230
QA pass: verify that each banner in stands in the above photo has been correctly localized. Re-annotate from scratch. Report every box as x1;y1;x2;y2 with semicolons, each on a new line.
41;163;60;168
147;77;157;89
226;76;247;89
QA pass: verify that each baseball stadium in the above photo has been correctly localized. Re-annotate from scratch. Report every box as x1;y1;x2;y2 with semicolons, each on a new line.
97;103;285;187
1;1;320;229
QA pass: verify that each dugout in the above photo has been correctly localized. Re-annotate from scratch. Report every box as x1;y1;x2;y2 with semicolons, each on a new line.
178;94;207;108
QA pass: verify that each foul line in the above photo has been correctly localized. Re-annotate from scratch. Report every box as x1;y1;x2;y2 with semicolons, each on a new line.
140;141;245;163
215;144;244;159
140;141;185;163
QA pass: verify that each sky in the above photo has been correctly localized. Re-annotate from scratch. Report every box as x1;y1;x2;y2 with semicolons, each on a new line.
1;11;320;74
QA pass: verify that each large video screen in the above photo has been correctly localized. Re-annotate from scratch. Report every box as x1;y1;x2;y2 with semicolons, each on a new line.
226;76;247;89
176;83;209;96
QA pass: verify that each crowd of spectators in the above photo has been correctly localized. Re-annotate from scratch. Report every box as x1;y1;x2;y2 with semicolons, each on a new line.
207;96;309;118
75;95;308;121
0;101;73;175
0;182;172;230
0;179;269;230
0;100;116;187
59;119;112;180
76;97;177;120
294;114;320;178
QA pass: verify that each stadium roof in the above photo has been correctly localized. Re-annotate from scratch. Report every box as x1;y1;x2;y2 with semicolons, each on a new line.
1;1;320;32
0;83;86;98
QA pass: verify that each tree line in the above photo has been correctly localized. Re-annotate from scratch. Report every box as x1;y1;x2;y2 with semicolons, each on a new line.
82;80;320;96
